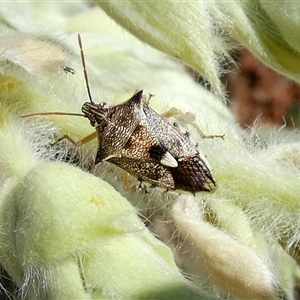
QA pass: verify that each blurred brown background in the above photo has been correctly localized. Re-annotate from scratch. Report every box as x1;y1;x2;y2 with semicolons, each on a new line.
225;49;300;129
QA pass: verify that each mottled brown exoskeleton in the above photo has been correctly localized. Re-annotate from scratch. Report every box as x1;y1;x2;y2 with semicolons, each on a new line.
82;89;217;194
22;34;221;195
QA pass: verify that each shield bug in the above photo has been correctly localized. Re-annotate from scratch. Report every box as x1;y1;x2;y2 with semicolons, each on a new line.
22;34;222;195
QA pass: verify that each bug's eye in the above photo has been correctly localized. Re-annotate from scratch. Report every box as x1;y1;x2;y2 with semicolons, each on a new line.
90;119;96;127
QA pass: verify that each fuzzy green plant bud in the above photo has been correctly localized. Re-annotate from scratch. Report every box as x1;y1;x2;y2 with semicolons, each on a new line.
96;0;228;95
212;0;300;83
0;162;218;300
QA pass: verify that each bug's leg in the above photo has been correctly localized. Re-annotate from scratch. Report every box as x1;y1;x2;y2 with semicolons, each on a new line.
137;181;151;194
50;131;97;147
134;90;155;105
122;170;131;191
162;107;224;139
122;170;143;191
122;171;151;193
143;93;155;105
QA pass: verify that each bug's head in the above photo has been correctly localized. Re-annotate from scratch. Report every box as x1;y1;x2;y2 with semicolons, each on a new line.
81;102;108;127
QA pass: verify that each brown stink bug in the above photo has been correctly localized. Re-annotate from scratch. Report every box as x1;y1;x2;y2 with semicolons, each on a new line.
22;34;223;195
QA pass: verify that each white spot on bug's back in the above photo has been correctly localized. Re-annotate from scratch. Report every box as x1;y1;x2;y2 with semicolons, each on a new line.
160;151;178;168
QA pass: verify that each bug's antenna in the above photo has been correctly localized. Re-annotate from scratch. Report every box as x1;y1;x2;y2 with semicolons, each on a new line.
21;112;85;119
78;34;94;104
